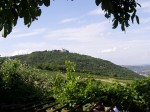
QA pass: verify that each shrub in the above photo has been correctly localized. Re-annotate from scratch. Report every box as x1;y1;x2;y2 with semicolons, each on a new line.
0;59;48;104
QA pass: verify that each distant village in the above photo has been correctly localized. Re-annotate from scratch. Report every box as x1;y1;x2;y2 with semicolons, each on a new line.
135;71;150;77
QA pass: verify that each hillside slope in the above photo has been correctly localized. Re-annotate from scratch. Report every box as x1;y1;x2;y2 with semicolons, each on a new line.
8;50;141;78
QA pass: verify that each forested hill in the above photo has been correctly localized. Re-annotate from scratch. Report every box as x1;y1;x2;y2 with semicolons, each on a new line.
8;50;141;78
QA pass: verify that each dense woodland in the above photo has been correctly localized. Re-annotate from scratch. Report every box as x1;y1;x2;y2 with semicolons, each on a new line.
4;50;143;79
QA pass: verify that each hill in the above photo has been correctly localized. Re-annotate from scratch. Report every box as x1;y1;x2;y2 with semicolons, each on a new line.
3;50;142;78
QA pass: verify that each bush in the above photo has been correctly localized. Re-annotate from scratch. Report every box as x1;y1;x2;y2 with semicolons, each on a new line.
51;61;149;111
0;59;49;104
51;61;103;107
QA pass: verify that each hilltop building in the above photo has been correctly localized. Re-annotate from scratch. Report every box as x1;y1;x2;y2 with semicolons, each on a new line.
52;49;69;53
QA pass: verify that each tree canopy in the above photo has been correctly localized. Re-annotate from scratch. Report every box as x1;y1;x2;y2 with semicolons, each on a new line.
0;0;141;37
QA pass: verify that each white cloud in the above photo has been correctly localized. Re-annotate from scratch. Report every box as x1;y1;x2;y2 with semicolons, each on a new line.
12;49;30;56
11;28;46;38
88;8;104;16
141;1;150;8
45;21;110;42
60;18;79;24
127;26;150;34
12;29;20;34
140;1;150;13
123;46;130;50
140;17;150;24
101;47;117;53
16;42;47;49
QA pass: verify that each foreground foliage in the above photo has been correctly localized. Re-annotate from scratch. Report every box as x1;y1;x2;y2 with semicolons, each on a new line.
0;59;149;111
95;0;141;31
52;61;150;111
0;59;49;104
0;0;140;37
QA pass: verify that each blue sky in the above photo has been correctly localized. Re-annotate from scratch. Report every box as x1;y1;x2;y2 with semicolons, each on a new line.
0;0;150;65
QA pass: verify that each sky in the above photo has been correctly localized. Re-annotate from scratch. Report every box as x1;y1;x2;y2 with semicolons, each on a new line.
0;0;150;65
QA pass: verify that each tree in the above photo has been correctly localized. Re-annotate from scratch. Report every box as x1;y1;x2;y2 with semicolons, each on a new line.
0;0;140;37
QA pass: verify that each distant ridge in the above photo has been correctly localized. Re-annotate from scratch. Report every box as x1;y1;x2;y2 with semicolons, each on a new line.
123;65;150;76
5;50;142;78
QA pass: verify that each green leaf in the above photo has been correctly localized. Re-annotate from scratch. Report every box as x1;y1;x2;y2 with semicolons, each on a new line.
0;23;3;31
2;26;6;38
137;3;141;7
112;19;118;29
11;9;18;26
121;23;125;31
125;21;129;27
7;22;12;33
2;22;13;37
38;0;44;6
95;0;102;6
36;9;42;16
24;16;29;25
105;0;113;11
43;0;50;7
131;15;134;23
136;15;140;24
131;10;136;23
101;1;105;10
105;13;110;18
